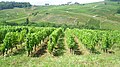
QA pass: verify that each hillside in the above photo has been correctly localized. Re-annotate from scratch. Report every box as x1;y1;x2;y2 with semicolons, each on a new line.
0;1;120;30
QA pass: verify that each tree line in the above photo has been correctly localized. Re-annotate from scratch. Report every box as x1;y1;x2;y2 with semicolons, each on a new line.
0;1;32;10
106;0;120;1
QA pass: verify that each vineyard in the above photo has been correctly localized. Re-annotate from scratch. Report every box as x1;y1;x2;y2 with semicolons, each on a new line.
0;1;120;66
0;26;120;57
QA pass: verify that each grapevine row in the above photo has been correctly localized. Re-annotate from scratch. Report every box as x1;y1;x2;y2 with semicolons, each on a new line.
47;28;63;53
73;29;120;52
25;28;54;56
65;28;77;53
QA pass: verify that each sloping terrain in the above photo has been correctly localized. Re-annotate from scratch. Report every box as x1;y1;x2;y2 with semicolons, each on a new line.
0;1;120;30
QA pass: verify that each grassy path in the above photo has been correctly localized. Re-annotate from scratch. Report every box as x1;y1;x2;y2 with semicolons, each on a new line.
64;36;71;55
74;36;90;55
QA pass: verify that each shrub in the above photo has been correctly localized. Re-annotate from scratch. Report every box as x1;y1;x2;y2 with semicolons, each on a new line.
117;8;120;14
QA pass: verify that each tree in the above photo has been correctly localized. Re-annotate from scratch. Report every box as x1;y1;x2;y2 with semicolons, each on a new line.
105;0;120;4
106;0;120;1
0;2;32;10
104;2;107;5
45;3;49;6
26;18;29;25
117;8;120;14
74;2;80;5
118;1;120;4
67;2;72;5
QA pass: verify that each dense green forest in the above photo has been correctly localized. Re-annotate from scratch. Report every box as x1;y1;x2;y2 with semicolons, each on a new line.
0;1;32;10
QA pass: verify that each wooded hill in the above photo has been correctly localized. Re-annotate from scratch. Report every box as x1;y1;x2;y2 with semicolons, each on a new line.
0;1;32;10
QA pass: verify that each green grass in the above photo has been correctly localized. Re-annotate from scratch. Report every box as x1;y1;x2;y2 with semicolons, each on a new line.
0;8;28;20
0;52;120;67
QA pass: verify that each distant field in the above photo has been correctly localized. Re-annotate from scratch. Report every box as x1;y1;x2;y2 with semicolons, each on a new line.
0;1;120;30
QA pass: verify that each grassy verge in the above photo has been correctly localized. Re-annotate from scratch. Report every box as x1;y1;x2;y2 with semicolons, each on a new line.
0;49;120;67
